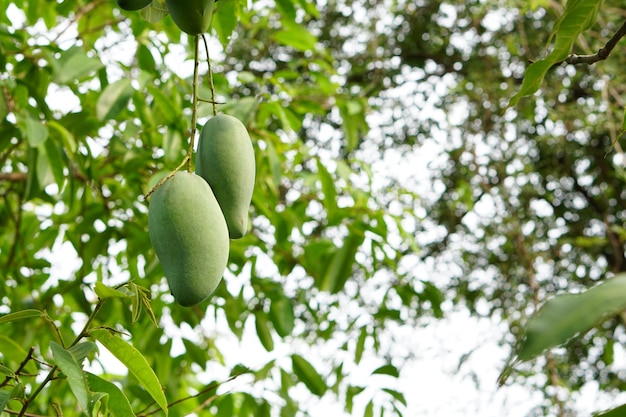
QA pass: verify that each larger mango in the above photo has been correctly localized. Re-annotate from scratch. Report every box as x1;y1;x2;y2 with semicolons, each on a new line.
196;114;255;239
165;0;215;35
148;171;229;306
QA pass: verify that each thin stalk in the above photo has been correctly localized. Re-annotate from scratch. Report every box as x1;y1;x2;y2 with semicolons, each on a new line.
201;34;218;116
188;35;201;172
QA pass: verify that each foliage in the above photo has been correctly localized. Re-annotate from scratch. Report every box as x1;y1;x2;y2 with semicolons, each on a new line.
3;0;626;416
0;0;416;416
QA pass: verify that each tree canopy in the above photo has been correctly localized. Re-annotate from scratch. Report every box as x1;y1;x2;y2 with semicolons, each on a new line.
1;0;626;416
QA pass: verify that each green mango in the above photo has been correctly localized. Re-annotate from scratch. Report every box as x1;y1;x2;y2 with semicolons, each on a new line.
196;114;255;239
117;0;152;11
148;171;229;306
165;0;215;35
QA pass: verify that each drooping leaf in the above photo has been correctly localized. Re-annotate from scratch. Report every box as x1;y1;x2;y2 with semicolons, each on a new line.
272;21;317;52
518;274;626;361
508;0;603;107
291;354;327;397
68;342;99;364
255;310;275;351
94;282;132;299
269;295;295;338
86;372;137;417
213;0;240;47
90;329;168;415
50;342;91;416
52;46;104;84
0;309;42;324
382;388;407;407
319;228;364;293
372;364;400;378
25;116;48;147
0;390;9;413
96;79;135;120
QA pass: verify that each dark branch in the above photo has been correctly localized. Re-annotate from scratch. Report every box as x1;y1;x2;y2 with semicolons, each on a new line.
565;19;626;65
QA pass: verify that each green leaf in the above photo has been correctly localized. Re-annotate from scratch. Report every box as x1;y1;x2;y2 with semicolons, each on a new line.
319;229;364;293
52;46;104;84
382;388;407;407
364;399;374;417
94;282;132;299
26;116;48;147
272;21;317;52
68;342;99;364
254;311;274;352
355;327;367;365
508;0;603;107
0;390;9;413
96;79;135;120
594;403;626;417
213;0;240;47
518;274;626;361
269;295;295;338
90;329;168;415
276;0;296;21
0;309;42;324
372;364;400;378
316;159;338;222
291;354;327;397
50;342;91;416
86;373;137;417
141;0;169;23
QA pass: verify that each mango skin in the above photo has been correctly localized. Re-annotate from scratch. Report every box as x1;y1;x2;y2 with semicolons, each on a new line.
196;114;255;239
148;171;229;306
117;0;152;11
165;0;214;35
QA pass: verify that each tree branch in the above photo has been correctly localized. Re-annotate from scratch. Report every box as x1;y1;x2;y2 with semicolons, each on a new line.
565;19;626;65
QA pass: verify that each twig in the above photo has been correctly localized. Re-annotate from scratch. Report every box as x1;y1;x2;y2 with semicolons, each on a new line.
0;347;35;388
189;35;201;173
138;368;250;416
144;155;190;200
201;34;218;116
565;19;626;65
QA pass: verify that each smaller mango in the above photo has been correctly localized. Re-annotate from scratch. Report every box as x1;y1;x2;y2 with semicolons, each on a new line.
196;114;256;239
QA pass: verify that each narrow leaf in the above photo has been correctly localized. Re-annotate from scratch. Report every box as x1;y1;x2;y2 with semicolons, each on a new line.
0;309;42;324
319;229;363;293
508;0;603;107
594;403;626;417
518;274;626;361
372;364;400;378
90;329;167;415
96;79;135;120
94;282;132;299
26;117;48;147
355;327;367;365
269;295;295;338
86;372;137;417
382;388;407;407
291;354;327;397
0;390;9;413
50;342;91;416
68;342;99;364
254;311;274;352
213;0;240;47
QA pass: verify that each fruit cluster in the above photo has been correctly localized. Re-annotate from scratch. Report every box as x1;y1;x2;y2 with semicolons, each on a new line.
148;115;256;306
